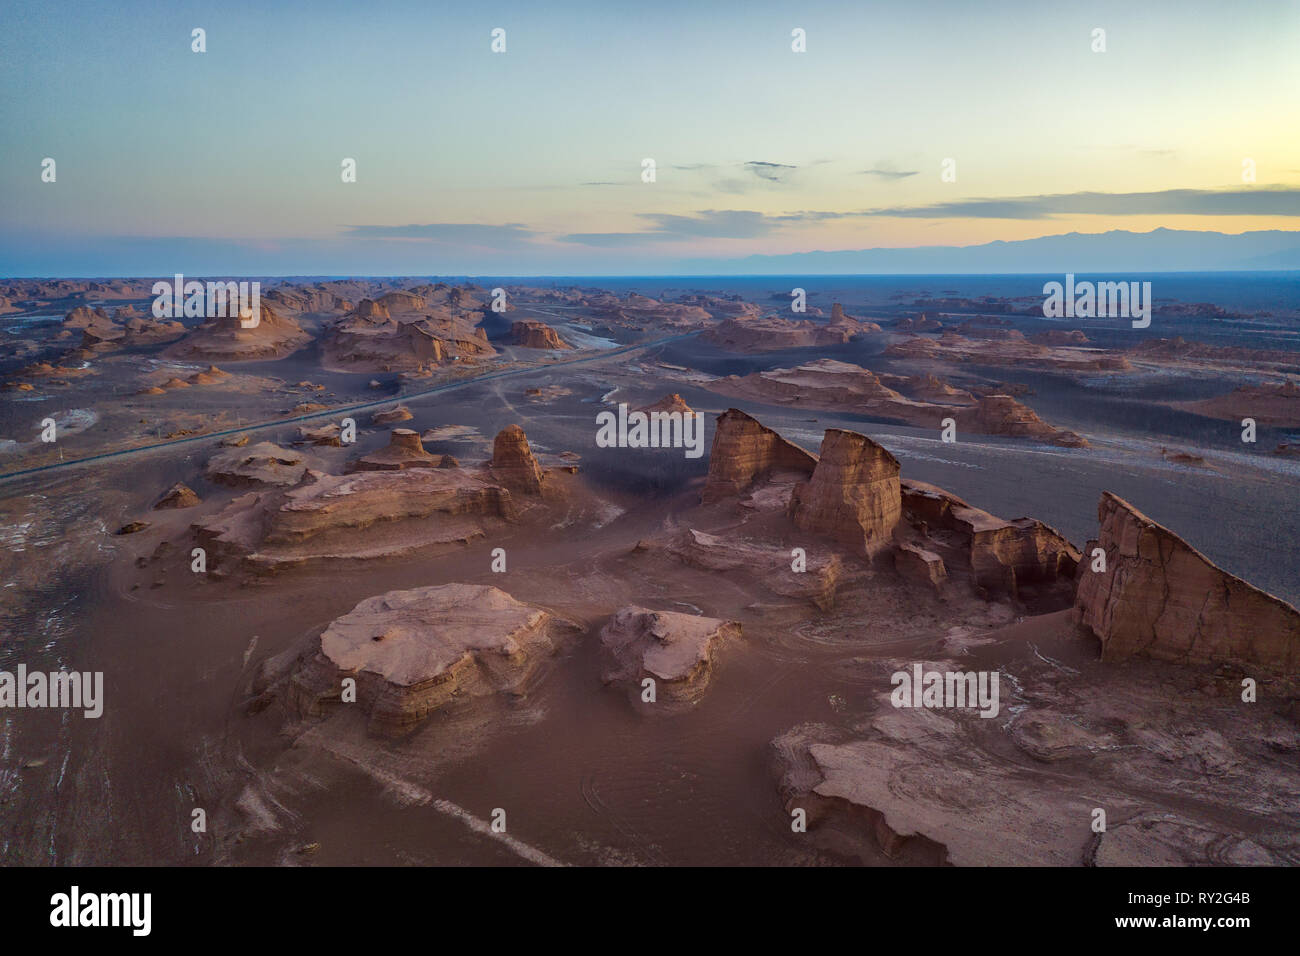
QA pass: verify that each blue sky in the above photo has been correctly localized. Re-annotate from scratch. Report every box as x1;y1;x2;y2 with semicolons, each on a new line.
2;0;1297;274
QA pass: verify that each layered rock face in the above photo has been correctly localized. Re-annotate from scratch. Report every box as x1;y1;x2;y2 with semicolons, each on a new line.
288;584;568;736
894;542;946;591
790;429;901;557
509;319;571;350
490;425;543;494
701;409;817;503
1076;493;1300;671
599;606;740;702
966;516;1081;599
195;468;515;568
900;479;1079;603
962;394;1088;447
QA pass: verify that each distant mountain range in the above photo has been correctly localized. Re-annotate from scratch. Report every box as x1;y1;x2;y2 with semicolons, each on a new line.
674;229;1300;274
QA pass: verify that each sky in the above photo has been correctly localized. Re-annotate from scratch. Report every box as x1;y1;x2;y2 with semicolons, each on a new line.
1;0;1298;275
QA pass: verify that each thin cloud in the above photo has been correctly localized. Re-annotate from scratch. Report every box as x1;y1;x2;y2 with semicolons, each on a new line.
791;187;1300;220
859;168;918;180
343;223;537;243
745;161;797;182
559;209;782;245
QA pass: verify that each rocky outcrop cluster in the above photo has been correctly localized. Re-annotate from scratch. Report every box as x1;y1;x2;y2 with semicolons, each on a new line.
701;409;817;503
1076;493;1300;671
164;303;310;362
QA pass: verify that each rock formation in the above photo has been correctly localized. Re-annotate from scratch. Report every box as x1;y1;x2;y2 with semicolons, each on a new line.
790;429;901;557
153;482;201;509
1076;492;1300;671
164;303;310;362
641;527;846;610
900;479;1080;603
638;393;694;415
195;468;516;569
509;319;571;350
490;425;543;494
206;442;309;487
701;409;817;504
371;405;413;425
599;606;740;702
964;394;1088;447
352;429;453;471
321;294;496;372
287;584;572;736
702;313;880;352
894;542;946;591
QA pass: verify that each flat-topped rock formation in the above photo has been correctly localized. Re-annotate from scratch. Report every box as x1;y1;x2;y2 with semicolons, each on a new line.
352;429;454;471
638;527;847;610
195;467;516;569
206;442;310;487
288;584;572;736
710;360;1082;444
702;312;880;352
701;409;817;504
790;429;901;558
164;303;310;362
1173;379;1300;427
600;606;740;703
490;425;543;494
509;319;571;350
371;405;413;426
884;331;1132;373
1076;492;1300;671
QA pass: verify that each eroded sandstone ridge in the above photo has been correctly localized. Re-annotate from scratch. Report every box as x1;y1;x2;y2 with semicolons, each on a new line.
509;319;571;350
164;303;310;361
637;527;847;610
197;467;514;569
600;606;740;703
900;479;1079;604
288;584;574;736
701;409;817;504
490;424;544;494
790;429;901;557
1076;492;1300;671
